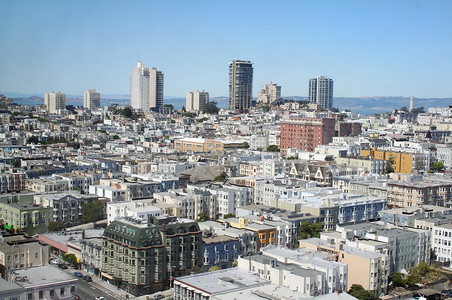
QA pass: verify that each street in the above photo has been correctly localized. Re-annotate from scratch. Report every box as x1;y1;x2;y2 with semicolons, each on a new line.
76;277;124;300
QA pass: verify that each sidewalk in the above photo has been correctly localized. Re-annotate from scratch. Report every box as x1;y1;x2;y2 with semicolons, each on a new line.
74;267;172;300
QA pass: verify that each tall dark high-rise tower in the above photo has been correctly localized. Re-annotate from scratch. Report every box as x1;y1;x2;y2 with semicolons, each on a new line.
229;60;253;110
308;76;334;110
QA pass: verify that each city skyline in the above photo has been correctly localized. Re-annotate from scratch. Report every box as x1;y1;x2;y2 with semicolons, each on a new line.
1;1;452;98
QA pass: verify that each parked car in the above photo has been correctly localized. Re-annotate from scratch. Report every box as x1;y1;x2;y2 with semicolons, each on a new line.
73;272;83;278
95;297;105;300
154;295;165;300
83;275;92;282
58;264;68;269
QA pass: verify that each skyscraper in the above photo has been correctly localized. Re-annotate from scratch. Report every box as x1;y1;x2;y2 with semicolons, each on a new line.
229;60;253;110
83;89;101;110
256;81;281;104
308;76;334;110
44;92;66;114
186;90;209;112
130;62;164;110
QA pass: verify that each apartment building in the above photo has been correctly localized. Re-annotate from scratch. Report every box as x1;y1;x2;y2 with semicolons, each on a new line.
101;216;203;296
432;223;452;264
0;234;49;279
280;118;335;153
386;176;452;207
0;172;25;193
299;238;389;295
0;203;53;235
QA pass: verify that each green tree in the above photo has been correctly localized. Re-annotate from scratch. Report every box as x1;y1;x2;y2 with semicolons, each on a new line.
297;221;322;240
121;107;134;118
205;102;220;114
433;161;444;172
266;145;280;152
214;174;227;182
243;142;250;149
209;265;220;272
348;284;379;300
197;212;209;222
48;221;64;232
12;159;21;168
385;158;395;174
113;135;120;140
82;201;104;223
63;253;79;267
223;213;235;219
262;105;270;112
27;135;40;144
404;273;421;287
389;272;405;287
232;260;238;267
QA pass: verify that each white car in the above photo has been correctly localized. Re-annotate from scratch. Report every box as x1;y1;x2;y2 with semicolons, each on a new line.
95;297;105;300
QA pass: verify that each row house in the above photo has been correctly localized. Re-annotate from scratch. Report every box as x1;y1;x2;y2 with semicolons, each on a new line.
0;172;25;193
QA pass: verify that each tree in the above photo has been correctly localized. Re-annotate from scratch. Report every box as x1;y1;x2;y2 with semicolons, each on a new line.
82;201;104;223
208;265;220;272
121;107;133;119
266;145;280;152
185;265;202;275
113;135;120;140
27;135;40;144
243;142;250;149
12;159;20;168
205;102;220;114
433;161;444;172
262;105;271;112
389;272;405;287
385;158;395;174
348;284;379;300
48;221;64;232
297;221;322;240
63;253;79;267
223;213;235;219
197;213;209;222
232;260;238;267
399;106;408;112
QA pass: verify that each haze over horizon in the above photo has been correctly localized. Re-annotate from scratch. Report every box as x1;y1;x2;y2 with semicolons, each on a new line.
1;0;451;98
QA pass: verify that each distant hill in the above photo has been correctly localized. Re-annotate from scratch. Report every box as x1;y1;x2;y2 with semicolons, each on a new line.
2;92;450;114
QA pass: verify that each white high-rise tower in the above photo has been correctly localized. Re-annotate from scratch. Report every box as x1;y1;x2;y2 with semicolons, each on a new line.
84;89;101;110
130;62;164;110
44;92;66;114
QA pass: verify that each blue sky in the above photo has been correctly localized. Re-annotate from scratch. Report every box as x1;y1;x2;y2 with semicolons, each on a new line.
1;0;451;98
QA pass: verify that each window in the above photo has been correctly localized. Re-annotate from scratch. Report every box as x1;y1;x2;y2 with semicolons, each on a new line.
50;289;54;298
27;293;33;300
39;291;44;299
60;287;65;296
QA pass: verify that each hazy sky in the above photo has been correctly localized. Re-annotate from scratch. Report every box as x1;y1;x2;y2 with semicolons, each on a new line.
1;0;451;98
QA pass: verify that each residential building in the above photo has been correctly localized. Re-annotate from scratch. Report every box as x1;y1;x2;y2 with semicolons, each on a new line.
186;90;209;113
379;205;452;228
0;278;24;300
83;89;101;110
0;172;25;193
229;60;253;110
201;233;241;270
432;223;452;264
106;200;161;225
8;265;78;300
0;234;49;279
33;192;98;227
80;238;102;275
0;203;53;235
280;118;336;152
101;216;203;296
299;238;390;295
130;62;164;110
256;81;281;104
309;76;334;110
44;92;66;114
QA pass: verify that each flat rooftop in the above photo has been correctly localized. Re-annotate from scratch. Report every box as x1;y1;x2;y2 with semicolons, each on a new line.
12;265;77;288
174;268;268;295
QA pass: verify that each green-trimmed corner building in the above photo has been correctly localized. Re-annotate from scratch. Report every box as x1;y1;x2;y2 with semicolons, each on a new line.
101;215;203;296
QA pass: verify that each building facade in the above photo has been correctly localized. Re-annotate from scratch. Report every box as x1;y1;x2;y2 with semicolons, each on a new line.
130;62;164;110
256;81;281;104
83;89;101;110
186;90;209;112
101;216;203;296
308;76;334;110
280;118;336;152
229;60;253;111
44;92;66;114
